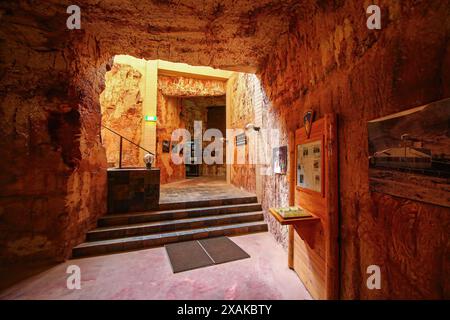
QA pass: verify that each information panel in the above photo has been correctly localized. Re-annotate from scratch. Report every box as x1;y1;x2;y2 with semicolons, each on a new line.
297;140;322;193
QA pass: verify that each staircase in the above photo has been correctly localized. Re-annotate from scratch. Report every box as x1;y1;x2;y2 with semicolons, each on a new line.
72;195;267;258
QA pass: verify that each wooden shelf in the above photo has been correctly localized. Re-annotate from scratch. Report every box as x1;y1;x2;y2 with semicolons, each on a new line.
269;207;321;249
269;208;320;225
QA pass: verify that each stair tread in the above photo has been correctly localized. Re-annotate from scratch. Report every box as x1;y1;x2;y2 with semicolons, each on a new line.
75;221;267;248
100;202;262;220
159;195;256;205
157;196;258;211
104;202;262;217
90;211;264;233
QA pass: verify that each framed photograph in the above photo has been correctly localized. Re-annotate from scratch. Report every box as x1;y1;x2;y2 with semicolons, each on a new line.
162;140;170;153
236;133;247;146
368;98;450;207
273;146;288;175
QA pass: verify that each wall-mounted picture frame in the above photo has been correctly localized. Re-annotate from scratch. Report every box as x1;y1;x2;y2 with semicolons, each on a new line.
273;146;288;175
236;133;247;146
162;140;170;153
368;98;450;207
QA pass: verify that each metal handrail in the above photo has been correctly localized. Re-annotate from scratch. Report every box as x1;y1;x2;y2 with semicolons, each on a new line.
101;125;155;168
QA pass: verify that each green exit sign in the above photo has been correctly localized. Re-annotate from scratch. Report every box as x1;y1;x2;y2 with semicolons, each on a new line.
144;115;157;122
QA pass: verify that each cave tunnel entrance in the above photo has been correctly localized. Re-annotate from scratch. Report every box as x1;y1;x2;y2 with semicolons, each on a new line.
99;55;238;185
99;53;269;212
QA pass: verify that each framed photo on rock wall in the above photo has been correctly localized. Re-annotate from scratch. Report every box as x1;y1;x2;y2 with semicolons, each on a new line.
273;146;287;175
368;98;450;207
162;140;170;153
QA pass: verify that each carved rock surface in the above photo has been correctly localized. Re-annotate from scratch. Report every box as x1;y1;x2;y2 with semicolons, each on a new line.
229;73;290;247
159;76;226;97
0;1;109;265
257;0;450;299
100;63;144;167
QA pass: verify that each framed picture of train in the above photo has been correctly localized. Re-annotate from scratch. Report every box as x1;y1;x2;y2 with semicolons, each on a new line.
368;98;450;208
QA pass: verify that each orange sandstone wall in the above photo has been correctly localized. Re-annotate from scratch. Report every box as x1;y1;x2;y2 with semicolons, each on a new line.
100;63;144;167
229;73;290;245
258;1;450;299
156;94;186;184
0;5;108;265
159;76;226;97
229;74;257;193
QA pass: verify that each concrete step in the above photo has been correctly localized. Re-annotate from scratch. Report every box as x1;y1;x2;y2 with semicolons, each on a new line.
98;203;263;227
72;221;268;258
87;211;264;241
158;195;258;211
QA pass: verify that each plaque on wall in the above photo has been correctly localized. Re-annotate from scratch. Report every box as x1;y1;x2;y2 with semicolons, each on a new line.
235;133;247;146
297;140;322;193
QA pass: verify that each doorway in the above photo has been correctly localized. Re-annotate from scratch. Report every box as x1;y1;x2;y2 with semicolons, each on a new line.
179;97;226;179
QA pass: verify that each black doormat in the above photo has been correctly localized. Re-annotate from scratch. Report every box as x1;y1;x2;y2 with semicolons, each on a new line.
198;237;250;264
165;240;214;273
165;237;250;273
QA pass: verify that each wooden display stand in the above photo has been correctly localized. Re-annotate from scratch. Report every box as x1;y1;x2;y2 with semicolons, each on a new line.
268;208;320;249
283;113;339;300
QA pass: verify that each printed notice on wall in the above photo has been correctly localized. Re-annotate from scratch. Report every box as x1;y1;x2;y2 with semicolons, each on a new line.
297;140;322;193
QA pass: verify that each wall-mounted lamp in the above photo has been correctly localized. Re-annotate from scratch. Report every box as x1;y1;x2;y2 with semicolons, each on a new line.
245;123;260;131
144;115;157;122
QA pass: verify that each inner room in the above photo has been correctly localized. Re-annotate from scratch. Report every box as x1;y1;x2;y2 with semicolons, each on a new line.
100;55;229;183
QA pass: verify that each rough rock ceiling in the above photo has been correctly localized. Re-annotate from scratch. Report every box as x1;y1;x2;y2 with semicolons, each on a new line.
2;0;300;72
85;0;300;71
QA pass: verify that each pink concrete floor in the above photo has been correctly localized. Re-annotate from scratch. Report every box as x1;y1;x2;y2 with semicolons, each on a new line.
0;232;312;300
